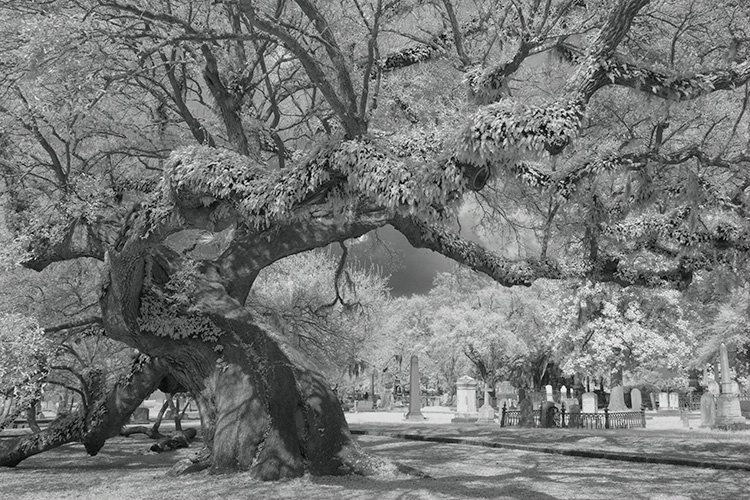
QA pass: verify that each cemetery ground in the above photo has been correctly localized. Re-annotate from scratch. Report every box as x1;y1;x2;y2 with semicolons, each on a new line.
2;412;750;500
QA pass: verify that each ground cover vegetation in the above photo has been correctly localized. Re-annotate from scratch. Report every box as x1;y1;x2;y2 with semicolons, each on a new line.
1;0;749;481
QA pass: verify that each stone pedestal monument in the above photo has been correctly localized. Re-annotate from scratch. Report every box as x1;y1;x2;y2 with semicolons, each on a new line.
715;343;745;426
452;375;479;422
405;355;425;420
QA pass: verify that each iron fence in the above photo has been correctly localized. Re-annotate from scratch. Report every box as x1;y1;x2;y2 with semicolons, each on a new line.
500;403;645;429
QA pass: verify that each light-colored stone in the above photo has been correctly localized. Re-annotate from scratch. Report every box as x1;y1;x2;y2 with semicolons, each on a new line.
708;381;720;395
452;375;479;422
560;385;568;400
731;381;740;394
630;388;642;410
477;383;494;423
582;392;597;413
608;386;628;412
405;355;424;420
716;393;746;426
658;392;669;410
668;392;679;410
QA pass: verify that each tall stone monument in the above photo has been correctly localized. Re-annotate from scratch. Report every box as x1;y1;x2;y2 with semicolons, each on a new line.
715;343;745;426
452;375;479;422
405;355;425;420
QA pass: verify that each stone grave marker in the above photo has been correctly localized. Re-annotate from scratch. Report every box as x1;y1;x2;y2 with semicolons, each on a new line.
477;383;495;423
582;392;597;413
668;392;679;410
405;355;425;420
708;380;720;395
608;385;628;412
658;392;669;410
560;385;568;400
700;393;716;427
716;343;746;426
452;375;478;422
545;384;554;402
630;388;642;410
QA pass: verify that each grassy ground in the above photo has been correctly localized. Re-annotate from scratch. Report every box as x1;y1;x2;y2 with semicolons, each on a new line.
1;429;749;500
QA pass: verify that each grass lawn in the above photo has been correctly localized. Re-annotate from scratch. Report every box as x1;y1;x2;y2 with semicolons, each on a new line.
1;432;749;500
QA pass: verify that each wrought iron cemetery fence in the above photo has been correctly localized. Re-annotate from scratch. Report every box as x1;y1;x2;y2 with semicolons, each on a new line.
500;402;646;429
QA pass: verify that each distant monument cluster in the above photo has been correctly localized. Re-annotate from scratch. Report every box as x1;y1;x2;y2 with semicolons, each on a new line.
372;343;748;430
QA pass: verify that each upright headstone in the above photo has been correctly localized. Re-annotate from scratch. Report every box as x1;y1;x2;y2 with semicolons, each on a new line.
582;392;597;413
700;393;716;428
715;343;746;426
545;384;554;402
608;385;628;412
405;355;425;420
560;385;568;401
668;392;679;410
452;375;479;422
658;392;669;411
630;388;642;410
708;380;720;395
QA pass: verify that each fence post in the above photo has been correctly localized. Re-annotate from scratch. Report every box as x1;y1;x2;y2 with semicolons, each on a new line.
604;408;610;429
561;401;566;428
641;408;646;428
501;402;506;427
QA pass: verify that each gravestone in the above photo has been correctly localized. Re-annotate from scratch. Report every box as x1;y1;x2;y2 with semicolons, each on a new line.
708;381;720;395
560;385;568;400
700;393;716;427
658;392;669;410
452;375;479;422
630;388;642;410
518;397;534;427
731;381;740;394
582;392;597;413
608;385;628;412
405;355;425;420
131;407;149;423
477;383;495;423
668;392;679;410
715;343;746;426
545;384;554;402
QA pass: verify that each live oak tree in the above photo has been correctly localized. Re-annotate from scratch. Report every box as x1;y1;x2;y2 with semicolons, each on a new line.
2;0;750;480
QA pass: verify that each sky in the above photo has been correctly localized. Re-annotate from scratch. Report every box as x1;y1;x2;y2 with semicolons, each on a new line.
346;205;516;297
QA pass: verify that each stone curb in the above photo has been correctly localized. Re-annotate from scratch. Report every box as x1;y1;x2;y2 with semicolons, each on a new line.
350;428;750;472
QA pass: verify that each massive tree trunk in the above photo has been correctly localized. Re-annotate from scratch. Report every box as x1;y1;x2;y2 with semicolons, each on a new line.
97;228;381;480
0;357;169;467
